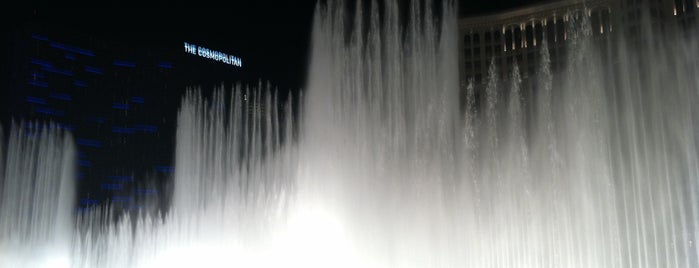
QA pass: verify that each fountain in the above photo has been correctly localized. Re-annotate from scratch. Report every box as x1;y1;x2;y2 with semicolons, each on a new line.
1;0;699;267
297;1;699;266
0;122;75;268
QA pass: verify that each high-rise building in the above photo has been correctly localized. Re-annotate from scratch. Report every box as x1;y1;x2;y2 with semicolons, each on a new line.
4;21;252;214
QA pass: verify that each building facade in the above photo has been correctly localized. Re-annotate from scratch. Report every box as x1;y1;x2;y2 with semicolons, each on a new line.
458;0;697;92
4;21;252;214
459;0;612;90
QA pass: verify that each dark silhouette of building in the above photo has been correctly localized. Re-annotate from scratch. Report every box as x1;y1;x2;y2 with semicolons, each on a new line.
5;21;255;214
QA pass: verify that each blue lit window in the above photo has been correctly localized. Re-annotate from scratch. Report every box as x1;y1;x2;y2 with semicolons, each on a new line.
76;138;103;148
101;184;123;191
41;66;73;76
133;124;157;133
30;58;52;68
113;60;136;67
112;126;135;134
85;66;103;74
35;107;65;116
49;92;72;101
131;96;145;103
74;80;88;87
25;96;47;105
112;103;130;110
31;34;49;41
155;166;175;173
157;61;173;69
28;80;49;88
49;42;95;56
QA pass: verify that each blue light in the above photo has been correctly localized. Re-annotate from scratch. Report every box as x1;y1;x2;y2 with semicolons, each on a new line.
30;58;52;68
41;66;73;77
131;96;145;103
49;92;72;101
28;80;49;88
101;184;123;191
85;66;103;74
49;41;95;56
77;172;85;179
78;160;92;167
112;126;135;134
31;34;49;41
155;166;175;173
74;80;88;87
80;198;99;205
57;123;74;131
112;103;130;110
113;60;136;67
157;61;173;69
108;175;134;182
35;107;65;116
31;71;45;78
25;96;47;105
65;54;76;60
111;196;133;203
133;124;157;133
76;138;103;148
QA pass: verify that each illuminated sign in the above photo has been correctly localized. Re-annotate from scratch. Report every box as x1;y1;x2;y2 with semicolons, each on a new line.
184;42;242;67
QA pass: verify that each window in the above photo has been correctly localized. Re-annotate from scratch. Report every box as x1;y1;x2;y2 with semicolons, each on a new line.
525;25;534;47
556;19;565;41
546;19;555;42
505;30;513;49
535;23;543;44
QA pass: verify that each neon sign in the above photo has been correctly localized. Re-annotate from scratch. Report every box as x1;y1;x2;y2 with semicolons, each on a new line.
184;42;242;67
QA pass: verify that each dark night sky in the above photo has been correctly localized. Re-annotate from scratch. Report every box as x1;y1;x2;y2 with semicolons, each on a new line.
3;0;542;93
